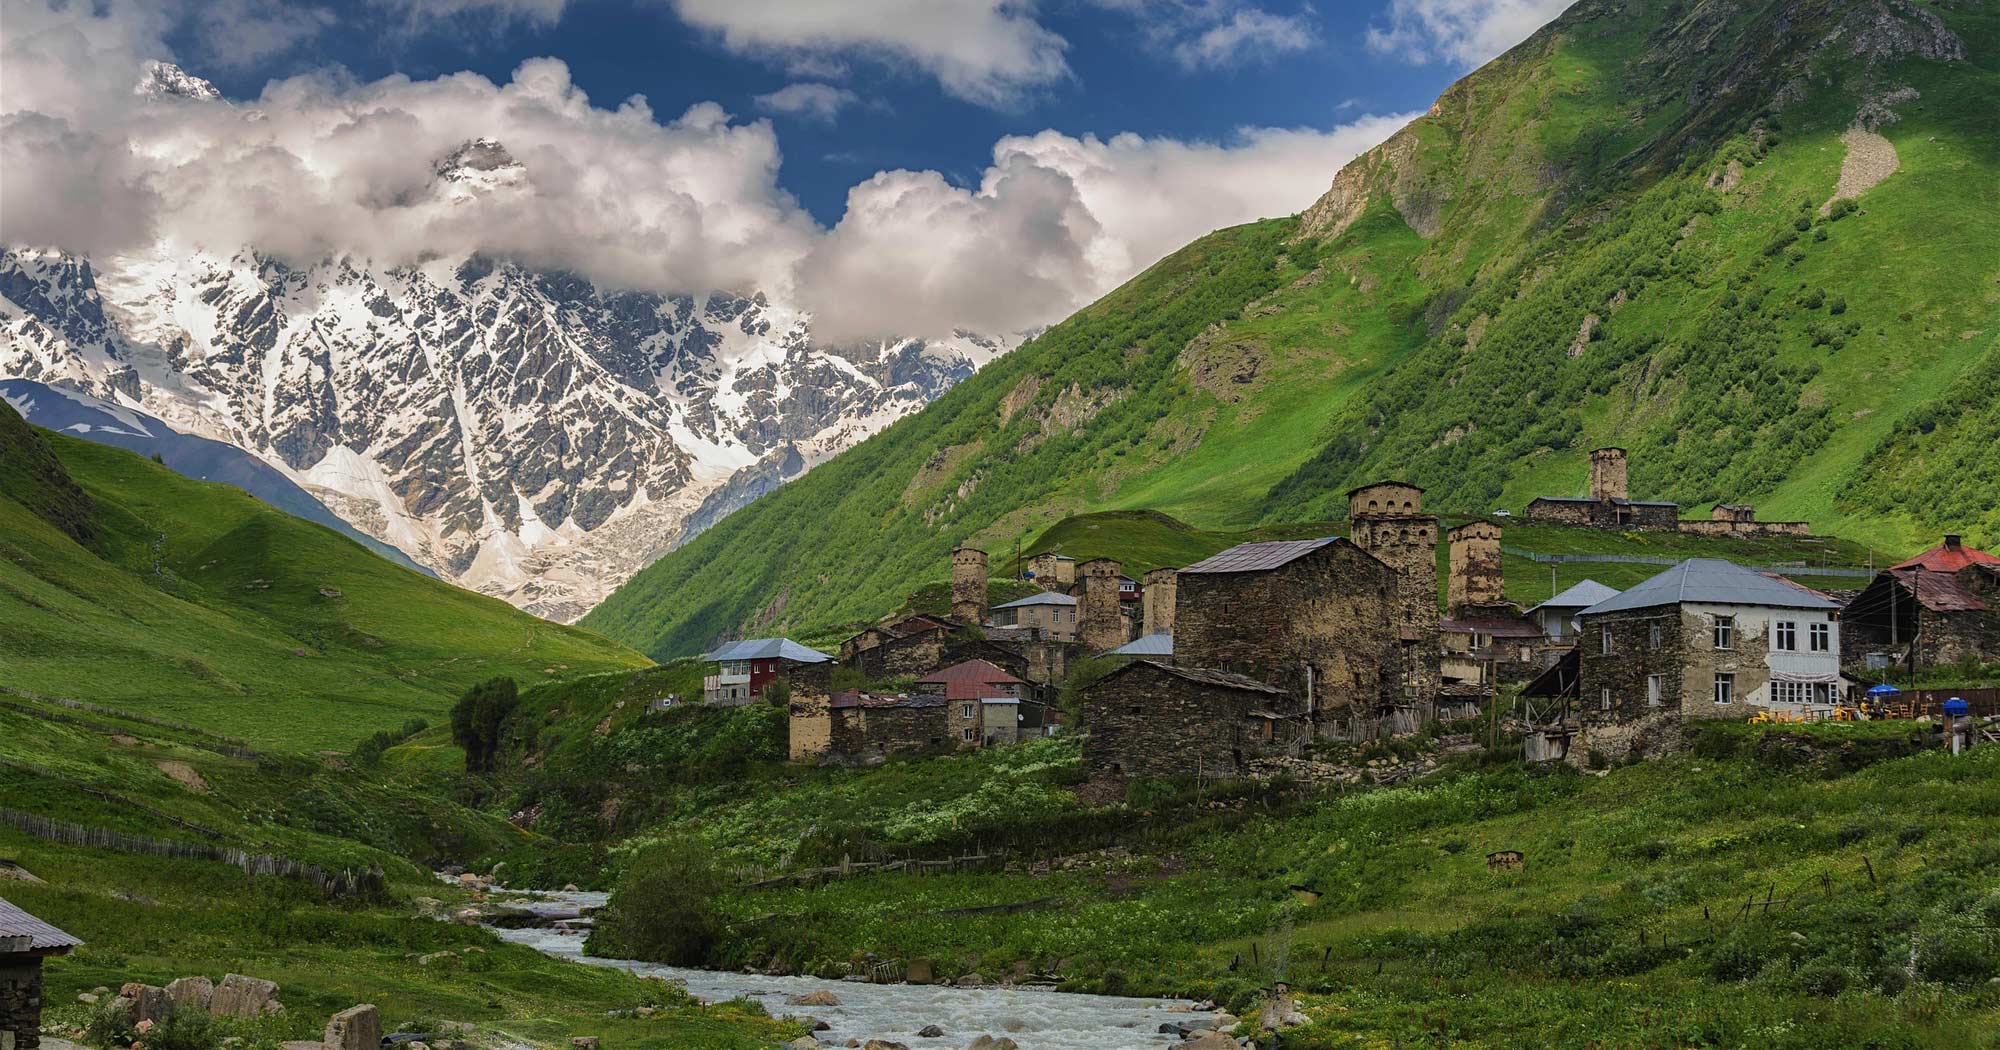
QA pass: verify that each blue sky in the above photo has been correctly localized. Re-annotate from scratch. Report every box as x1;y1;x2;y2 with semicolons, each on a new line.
164;0;1562;225
8;0;1568;338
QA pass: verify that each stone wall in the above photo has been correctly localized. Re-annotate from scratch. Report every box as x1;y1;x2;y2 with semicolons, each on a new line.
1141;568;1178;636
830;701;950;761
1577;609;1687;732
1078;558;1128;653
1;959;44;1050
1174;540;1401;725
1447;521;1505;610
1348;509;1441;706
951;547;989;625
1526;498;1681;531
1588;448;1628;501
1676;519;1811;539
1081;663;1298;780
1027;553;1074;589
787;689;833;762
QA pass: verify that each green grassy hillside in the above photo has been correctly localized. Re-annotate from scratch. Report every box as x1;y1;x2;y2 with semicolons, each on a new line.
587;0;2000;660
0;404;647;750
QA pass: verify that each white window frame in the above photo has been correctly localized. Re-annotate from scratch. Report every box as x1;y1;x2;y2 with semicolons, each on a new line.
1600;687;1613;711
1647;674;1663;707
1809;622;1830;653
1601;626;1614;655
1648;622;1663;650
961;727;977;742
1714;672;1735;705
1775;620;1797;652
960;703;975;720
1713;616;1735;650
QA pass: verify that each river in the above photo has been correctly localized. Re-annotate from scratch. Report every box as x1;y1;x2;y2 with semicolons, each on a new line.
489;891;1215;1049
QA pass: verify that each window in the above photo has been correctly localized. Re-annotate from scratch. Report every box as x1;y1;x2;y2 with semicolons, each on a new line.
1647;675;1663;706
1775;621;1797;652
1713;616;1735;650
1714;673;1735;705
960;703;975;720
1810;622;1830;653
1648;622;1663;650
961;727;977;742
1601;627;1614;655
1600;688;1613;711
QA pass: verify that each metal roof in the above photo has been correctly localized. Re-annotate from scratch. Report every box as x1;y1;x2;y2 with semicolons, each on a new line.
1439;615;1543;639
1110;632;1174;656
1528;496;1680;508
1526;579;1621;614
1893;538;1998;573
1181;537;1338;575
992;591;1077;609
1578;559;1839;616
0;897;81;953
703;638;833;663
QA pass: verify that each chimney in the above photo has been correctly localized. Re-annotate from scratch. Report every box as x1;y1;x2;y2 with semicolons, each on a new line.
1944;534;1963;550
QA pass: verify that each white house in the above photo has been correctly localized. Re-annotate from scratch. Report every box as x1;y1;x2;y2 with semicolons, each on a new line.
1525;578;1621;642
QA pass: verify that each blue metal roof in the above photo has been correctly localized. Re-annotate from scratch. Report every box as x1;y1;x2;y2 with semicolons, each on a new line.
1579;559;1839;616
1110;632;1173;656
993;591;1078;609
1527;579;1621;614
703;638;832;663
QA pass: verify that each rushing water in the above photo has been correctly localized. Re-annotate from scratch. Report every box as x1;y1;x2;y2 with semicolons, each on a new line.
490;891;1213;1049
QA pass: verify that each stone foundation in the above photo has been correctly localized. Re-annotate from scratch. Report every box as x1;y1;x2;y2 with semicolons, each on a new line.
1;960;44;1050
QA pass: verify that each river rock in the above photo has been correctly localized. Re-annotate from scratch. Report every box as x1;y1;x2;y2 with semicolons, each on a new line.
1179;1033;1238;1050
860;1041;908;1050
325;1005;381;1050
787;1040;820;1050
965;1038;1017;1050
904;958;934;984
168;976;214;1012
787;990;841;1007
953;974;984;987
916;1026;945;1038
120;983;171;1023
572;1039;600;1050
212;975;280;1017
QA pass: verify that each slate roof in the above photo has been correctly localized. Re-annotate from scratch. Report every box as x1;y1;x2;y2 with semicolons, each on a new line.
829;691;944;710
1527;579;1621;614
1439;615;1543;639
1181;537;1338;575
1529;496;1680;508
704;638;833;663
0;897;81;953
1115;660;1287;694
1579;559;1839;616
992;591;1077;609
1893;539;1999;573
1110;632;1174;656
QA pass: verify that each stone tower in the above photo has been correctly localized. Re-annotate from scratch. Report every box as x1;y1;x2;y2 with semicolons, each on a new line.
950;546;989;625
1346;482;1440;701
1588;447;1628;502
1078;558;1128;653
1447;521;1506;612
1141;568;1178;637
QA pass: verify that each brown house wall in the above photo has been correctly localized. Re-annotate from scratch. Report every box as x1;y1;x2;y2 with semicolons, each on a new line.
1082;665;1297;780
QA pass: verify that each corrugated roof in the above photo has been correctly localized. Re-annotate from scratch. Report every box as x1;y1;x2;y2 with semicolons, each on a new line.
704;638;833;663
1893;538;1999;573
1439;615;1542;639
1181;537;1338;575
0;897;81;952
1527;579;1621;614
1110;632;1174;656
992;591;1077;609
1579;559;1839;616
1893;570;1988;614
916;659;1025;700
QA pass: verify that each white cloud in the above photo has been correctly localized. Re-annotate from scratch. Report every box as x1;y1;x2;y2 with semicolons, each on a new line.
1171;9;1316;69
666;0;1070;107
1366;0;1569;66
373;0;570;30
1;0;1415;343
754;82;861;122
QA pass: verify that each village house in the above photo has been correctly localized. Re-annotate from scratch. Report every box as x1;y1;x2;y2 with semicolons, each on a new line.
1438;521;1542;688
1025;552;1076;590
1109;632;1174;662
701;638;832;705
1572;558;1842;762
989;591;1077;641
1081;661;1301;781
1525;579;1622;644
840;613;967;679
1843;535;2000;668
1141;568;1178;636
2;896;80;1050
788;689;947;763
1345;483;1444;704
1526;448;1682;530
1172;533;1411;738
915;659;1045;747
1079;558;1134;653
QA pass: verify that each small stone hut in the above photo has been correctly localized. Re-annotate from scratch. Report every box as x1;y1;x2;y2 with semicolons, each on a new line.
2;896;81;1050
1081;661;1299;780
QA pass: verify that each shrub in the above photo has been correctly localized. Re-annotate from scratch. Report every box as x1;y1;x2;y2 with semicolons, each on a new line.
451;677;519;773
587;837;726;966
83;1001;138;1050
150;1007;220;1050
1585;749;1609;771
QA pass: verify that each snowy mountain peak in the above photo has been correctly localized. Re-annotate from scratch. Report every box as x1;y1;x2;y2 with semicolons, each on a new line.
434;138;529;201
134;61;222;102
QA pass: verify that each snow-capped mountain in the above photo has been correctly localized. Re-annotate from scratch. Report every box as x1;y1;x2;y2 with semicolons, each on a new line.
2;71;1010;620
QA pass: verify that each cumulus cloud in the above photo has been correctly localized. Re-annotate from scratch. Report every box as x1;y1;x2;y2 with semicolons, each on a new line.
1170;8;1316;68
800;113;1418;341
1;0;1414;342
1366;0;1569;66
754;82;862;122
372;0;570;31
666;0;1069;107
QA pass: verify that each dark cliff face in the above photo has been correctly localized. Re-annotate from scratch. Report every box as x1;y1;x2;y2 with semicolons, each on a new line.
0;397;97;549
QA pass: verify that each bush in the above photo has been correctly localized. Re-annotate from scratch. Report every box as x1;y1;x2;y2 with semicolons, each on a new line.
83;1001;138;1050
451;677;519;773
587;838;726;966
150;1007;220;1050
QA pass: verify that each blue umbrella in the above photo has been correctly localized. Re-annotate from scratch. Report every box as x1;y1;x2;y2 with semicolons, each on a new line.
1865;684;1902;697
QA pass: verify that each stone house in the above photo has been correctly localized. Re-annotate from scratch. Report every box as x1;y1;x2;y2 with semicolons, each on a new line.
1174;536;1407;736
1025;552;1076;590
1525;579;1621;644
1843;536;2000;668
1346;483;1443;705
841;614;961;675
702;638;832;705
1439;611;1544;687
989;591;1077;641
1141;568;1178;636
1109;632;1174;662
1078;558;1132;653
1081;661;1300;781
1573;559;1842;762
914;659;1042;747
2;897;80;1050
789;689;948;763
1526;447;1681;530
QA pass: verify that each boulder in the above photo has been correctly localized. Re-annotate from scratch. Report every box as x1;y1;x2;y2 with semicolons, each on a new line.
167;976;214;1013
860;1042;908;1050
903;958;934;985
964;1038;1017;1050
283;1041;328;1050
211;975;280;1018
1179;1034;1239;1050
916;1026;945;1038
952;974;984;987
571;1039;600;1050
787;1040;820;1050
119;983;171;1023
786;990;841;1007
77;993;100;1006
324;1005;382;1050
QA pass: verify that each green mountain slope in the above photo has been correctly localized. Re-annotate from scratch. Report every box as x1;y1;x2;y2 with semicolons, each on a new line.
0;403;647;749
588;0;2000;660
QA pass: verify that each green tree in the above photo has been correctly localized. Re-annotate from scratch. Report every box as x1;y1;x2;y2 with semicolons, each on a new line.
450;676;518;773
587;838;725;966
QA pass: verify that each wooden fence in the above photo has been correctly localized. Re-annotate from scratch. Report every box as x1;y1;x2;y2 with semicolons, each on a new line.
0;808;384;898
0;758;225;840
1500;547;1873;578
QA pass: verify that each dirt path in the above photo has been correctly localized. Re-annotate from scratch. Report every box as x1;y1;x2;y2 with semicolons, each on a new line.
1823;128;1899;213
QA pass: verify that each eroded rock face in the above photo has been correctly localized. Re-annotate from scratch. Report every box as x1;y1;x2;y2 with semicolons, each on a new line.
210;974;279;1018
324;1004;381;1050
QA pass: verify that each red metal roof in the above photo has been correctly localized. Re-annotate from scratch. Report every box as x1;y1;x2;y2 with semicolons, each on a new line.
915;659;1024;699
1893;538;1999;573
1891;569;1988;614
